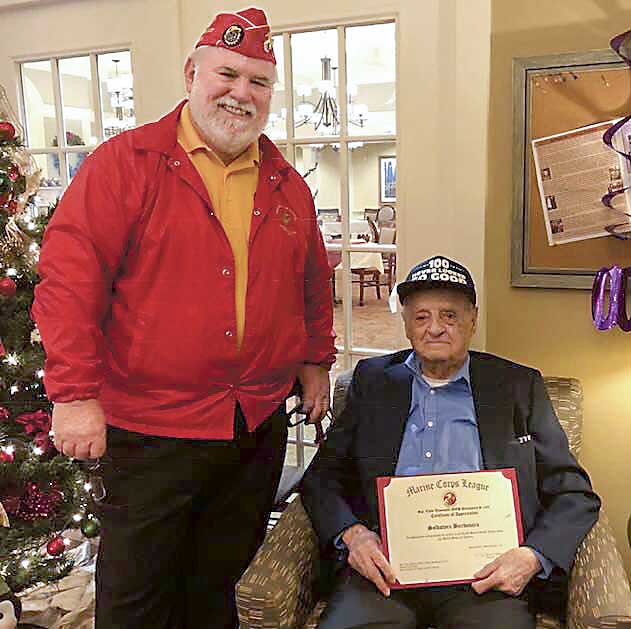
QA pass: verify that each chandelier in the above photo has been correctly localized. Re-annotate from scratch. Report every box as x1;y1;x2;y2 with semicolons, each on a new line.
106;59;134;122
295;57;368;134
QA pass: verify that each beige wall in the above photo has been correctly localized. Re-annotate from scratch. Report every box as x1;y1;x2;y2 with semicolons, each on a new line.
0;0;183;126
0;0;491;348
488;0;631;574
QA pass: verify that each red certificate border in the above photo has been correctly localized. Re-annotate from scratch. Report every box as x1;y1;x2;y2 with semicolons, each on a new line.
376;469;524;589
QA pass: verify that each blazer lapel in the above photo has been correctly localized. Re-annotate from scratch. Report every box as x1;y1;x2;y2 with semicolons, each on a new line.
382;361;414;475
469;354;515;470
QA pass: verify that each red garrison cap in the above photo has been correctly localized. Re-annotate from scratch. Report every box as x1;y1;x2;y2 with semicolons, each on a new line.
195;7;276;65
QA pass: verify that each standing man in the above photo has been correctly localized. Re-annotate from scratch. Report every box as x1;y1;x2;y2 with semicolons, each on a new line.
301;256;599;629
32;7;335;628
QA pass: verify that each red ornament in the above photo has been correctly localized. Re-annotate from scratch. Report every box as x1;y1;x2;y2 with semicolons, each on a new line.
0;121;16;141
8;165;19;182
0;407;9;421
0;278;17;297
0;449;14;463
47;536;66;556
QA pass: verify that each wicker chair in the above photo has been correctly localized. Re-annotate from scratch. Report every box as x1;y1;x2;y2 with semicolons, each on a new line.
237;373;631;629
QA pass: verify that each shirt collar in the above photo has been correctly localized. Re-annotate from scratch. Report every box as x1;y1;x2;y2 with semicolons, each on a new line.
404;351;471;389
177;102;260;171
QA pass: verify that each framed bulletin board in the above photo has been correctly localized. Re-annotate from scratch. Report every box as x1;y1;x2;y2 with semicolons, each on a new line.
512;50;631;289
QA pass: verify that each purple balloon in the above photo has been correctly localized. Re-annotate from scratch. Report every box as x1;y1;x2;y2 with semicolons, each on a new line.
618;267;631;331
592;266;623;330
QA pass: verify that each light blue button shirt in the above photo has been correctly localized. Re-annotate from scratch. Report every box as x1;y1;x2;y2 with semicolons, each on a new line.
394;351;553;578
396;353;480;476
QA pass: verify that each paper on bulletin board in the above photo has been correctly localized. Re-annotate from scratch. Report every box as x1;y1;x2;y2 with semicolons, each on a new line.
531;118;631;245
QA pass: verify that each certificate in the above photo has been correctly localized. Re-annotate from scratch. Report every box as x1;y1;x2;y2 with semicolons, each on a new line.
376;469;523;589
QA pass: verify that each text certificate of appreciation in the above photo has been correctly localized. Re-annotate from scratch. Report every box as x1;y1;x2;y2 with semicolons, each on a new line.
376;469;524;589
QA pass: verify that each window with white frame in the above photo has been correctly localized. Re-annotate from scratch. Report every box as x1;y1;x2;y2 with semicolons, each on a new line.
267;21;398;470
17;50;135;209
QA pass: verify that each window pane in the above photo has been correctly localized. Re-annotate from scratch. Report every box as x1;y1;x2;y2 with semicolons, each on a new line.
67;151;90;182
98;51;135;140
296;143;341;217
347;141;400;350
291;29;339;138
21;61;56;148
264;35;287;141
346;22;396;136
58;56;97;148
285;443;297;466
32;153;62;213
32;153;62;189
349;141;396;221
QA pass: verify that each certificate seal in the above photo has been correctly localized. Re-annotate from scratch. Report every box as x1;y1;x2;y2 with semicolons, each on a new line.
443;491;457;506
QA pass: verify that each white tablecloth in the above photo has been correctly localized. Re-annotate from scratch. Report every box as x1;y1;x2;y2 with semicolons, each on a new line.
333;245;384;274
321;220;370;238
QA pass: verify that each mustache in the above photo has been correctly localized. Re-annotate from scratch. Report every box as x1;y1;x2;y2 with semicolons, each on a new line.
215;96;257;116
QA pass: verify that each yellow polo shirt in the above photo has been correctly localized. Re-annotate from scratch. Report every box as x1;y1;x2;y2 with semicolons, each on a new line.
177;104;259;348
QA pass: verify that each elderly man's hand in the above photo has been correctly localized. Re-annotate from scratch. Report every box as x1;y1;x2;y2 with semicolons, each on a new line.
52;399;107;460
471;547;541;597
296;363;330;423
342;524;397;597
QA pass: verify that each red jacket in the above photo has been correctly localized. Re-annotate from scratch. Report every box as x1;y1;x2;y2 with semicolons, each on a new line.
32;102;336;439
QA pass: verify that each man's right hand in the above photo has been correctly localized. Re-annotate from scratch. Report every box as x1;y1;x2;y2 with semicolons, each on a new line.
52;399;107;460
342;523;397;597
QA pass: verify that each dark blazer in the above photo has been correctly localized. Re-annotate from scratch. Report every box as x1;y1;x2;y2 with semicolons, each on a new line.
301;350;600;612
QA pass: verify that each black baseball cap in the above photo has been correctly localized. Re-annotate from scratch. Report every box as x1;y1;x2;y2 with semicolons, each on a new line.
397;255;476;305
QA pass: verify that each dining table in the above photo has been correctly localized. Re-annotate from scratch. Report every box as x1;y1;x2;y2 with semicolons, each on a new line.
320;220;371;240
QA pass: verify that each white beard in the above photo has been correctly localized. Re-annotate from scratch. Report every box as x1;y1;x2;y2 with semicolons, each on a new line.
189;94;267;160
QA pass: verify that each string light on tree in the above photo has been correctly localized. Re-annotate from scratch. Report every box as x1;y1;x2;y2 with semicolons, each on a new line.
3;353;18;366
0;97;93;597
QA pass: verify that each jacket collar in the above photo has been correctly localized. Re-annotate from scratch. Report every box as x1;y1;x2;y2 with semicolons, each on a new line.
381;349;515;472
130;99;292;181
381;351;414;473
467;352;515;468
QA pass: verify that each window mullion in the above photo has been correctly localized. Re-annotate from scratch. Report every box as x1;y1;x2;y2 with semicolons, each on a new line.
90;54;104;145
16;63;29;146
336;25;353;369
51;58;67;187
282;32;295;163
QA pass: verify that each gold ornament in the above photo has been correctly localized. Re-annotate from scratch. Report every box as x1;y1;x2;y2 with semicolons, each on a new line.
0;502;8;528
1;84;41;216
30;327;41;344
4;217;29;249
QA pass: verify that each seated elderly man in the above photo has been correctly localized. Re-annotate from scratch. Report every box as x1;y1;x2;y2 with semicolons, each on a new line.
301;255;600;629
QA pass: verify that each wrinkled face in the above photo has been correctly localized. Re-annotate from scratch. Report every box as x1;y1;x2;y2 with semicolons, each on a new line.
184;46;275;161
402;288;477;370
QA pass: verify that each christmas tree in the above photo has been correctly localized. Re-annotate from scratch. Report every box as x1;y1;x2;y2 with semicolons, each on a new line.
0;101;99;595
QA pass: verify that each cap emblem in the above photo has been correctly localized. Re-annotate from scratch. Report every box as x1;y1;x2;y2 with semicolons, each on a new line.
222;24;245;47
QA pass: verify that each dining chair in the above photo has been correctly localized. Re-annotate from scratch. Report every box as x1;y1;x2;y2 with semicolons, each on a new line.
376;204;396;228
363;208;379;222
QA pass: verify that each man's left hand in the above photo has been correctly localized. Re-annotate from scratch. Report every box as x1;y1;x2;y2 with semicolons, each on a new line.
471;547;541;597
296;364;330;422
